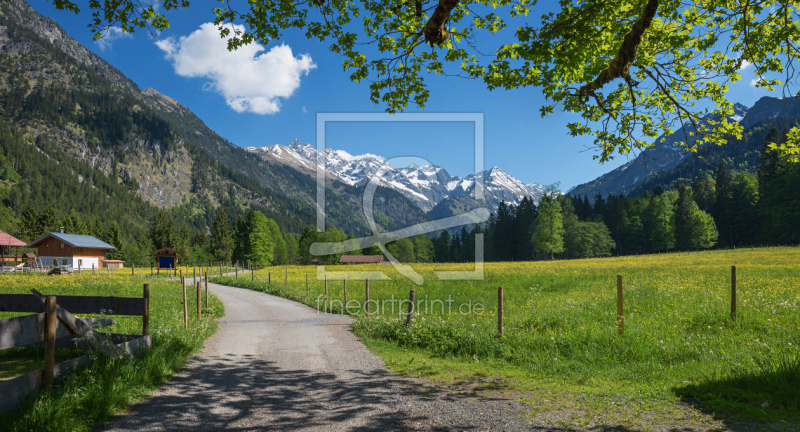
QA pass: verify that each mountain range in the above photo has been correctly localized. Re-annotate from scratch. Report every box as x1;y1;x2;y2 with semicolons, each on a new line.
569;97;800;197
0;0;544;239
246;140;544;212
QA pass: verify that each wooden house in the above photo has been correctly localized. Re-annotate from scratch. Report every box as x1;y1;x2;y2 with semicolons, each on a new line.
26;231;117;270
338;255;385;264
150;248;183;270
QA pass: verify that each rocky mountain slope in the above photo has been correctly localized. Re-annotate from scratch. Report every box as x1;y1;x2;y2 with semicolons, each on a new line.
248;140;545;211
570;103;751;197
0;0;429;234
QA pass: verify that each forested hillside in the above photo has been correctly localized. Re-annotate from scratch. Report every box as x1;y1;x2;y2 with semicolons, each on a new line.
0;0;430;253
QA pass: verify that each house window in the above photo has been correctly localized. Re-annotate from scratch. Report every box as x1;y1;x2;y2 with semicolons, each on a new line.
78;259;83;268
52;259;57;266
60;243;65;250
62;259;67;265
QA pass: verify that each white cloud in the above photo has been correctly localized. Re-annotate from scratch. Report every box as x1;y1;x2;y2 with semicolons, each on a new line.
302;106;307;113
155;23;316;115
750;78;761;87
739;60;752;70
95;26;133;51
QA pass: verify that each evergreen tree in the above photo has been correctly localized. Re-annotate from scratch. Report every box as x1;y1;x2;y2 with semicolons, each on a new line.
673;184;696;250
37;207;57;236
104;222;124;260
19;207;39;241
714;160;733;245
532;187;564;259
150;210;176;250
211;210;234;262
692;171;716;213
730;172;759;245
63;209;88;235
433;230;451;262
298;226;318;264
647;194;675;251
625;215;647;253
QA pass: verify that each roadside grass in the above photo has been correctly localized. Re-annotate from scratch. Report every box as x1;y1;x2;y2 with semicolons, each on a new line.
0;274;223;432
213;247;800;425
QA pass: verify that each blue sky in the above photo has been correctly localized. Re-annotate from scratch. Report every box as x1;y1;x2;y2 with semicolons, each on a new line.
32;1;777;189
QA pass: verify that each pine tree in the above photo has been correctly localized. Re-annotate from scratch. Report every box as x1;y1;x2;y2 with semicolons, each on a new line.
714;160;733;246
37;207;57;236
211;210;234;262
19;207;39;241
104;222;124;260
674;184;695;250
647;194;675;251
150;210;176;250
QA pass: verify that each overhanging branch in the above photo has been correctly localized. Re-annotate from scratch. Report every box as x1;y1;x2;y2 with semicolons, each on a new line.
578;0;659;100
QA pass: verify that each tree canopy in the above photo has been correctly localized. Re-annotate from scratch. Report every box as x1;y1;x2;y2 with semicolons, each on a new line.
45;0;800;160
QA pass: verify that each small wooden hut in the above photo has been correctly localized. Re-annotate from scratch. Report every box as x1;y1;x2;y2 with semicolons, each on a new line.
104;260;125;269
150;248;183;271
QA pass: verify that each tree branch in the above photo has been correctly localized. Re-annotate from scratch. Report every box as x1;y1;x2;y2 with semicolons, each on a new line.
423;0;459;46
578;0;659;99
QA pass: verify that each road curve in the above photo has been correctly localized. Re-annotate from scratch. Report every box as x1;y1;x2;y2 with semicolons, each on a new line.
101;281;409;431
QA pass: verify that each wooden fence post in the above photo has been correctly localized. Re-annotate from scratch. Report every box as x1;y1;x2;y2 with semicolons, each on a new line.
617;275;624;336
306;274;309;295
143;284;150;335
92;263;95;275
405;289;415;326
43;295;57;390
235;266;238;279
132;264;135;276
150;266;153;277
285;268;288;290
269;272;272;284
252;266;254;281
365;279;370;315
182;273;188;330
196;281;202;320
498;286;504;338
731;265;737;320
194;268;196;281
343;278;348;304
324;274;328;311
205;271;209;312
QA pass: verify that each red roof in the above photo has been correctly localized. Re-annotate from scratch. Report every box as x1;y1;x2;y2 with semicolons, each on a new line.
339;255;384;264
0;231;26;247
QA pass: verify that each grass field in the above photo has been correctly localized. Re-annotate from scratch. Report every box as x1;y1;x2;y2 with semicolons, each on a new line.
0;274;223;432
213;247;800;427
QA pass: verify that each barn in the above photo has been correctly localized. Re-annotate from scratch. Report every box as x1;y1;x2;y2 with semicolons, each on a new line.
338;255;385;264
26;230;117;270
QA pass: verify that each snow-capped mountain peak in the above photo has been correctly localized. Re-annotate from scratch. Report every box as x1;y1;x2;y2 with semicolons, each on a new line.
248;141;544;212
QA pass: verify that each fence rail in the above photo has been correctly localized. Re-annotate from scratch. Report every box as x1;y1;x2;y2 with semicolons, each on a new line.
0;286;151;414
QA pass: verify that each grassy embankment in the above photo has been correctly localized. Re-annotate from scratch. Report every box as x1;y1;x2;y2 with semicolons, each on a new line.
0;274;223;432
213;247;800;427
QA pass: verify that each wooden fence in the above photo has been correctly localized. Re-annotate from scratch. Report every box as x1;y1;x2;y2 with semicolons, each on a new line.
0;286;152;413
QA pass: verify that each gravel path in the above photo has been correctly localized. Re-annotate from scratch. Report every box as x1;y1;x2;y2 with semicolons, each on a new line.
100;281;766;432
